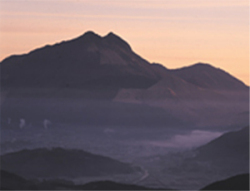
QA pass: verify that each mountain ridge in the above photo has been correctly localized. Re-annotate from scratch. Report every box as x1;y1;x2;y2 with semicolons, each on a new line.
1;147;137;179
196;126;249;160
1;31;160;90
1;31;248;92
169;62;248;90
1;31;248;128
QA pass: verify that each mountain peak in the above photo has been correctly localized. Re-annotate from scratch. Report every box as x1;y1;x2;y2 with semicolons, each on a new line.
192;62;216;69
170;62;248;90
76;31;102;43
77;31;132;50
178;62;215;70
106;32;116;37
103;32;131;51
193;62;212;66
82;31;100;37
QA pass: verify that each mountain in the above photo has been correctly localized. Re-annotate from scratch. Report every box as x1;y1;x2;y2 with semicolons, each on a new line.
155;127;249;189
114;63;248;128
116;62;248;101
201;173;249;190
194;126;249;177
1;31;159;91
115;69;222;101
0;170;37;190
1;31;248;95
74;180;163;190
196;126;249;164
1;147;138;179
1;170;170;190
0;31;248;128
169;63;248;90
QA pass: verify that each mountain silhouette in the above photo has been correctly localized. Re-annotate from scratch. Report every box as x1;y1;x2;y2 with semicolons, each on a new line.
1;31;248;94
1;170;169;190
159;127;249;189
0;170;36;190
193;126;249;176
201;173;249;190
196;126;249;164
170;63;248;90
1;147;138;179
1;31;159;91
0;31;248;128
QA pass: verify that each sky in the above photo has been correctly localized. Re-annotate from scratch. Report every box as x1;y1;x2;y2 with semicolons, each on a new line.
0;0;249;85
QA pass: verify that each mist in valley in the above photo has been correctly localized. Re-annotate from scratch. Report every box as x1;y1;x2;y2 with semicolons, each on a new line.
1;97;247;190
0;31;249;190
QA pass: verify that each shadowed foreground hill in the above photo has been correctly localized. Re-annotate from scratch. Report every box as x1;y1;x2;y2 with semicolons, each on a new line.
196;126;249;167
156;126;249;189
0;170;37;190
1;148;137;179
74;181;163;190
0;170;169;190
201;174;249;190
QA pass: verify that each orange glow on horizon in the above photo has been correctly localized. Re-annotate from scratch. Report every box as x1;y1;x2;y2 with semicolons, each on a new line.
0;0;249;85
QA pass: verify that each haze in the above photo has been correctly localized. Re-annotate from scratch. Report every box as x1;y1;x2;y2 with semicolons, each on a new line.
0;0;249;85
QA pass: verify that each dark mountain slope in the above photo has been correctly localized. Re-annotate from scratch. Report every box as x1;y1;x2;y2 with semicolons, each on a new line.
1;32;248;98
155;127;249;189
0;31;248;129
196;126;249;161
116;62;218;101
2;32;248;95
1;31;159;91
1;147;137;179
115;61;248;127
170;63;248;90
191;126;249;177
0;170;37;190
201;173;249;190
116;61;248;102
1;170;167;190
75;180;162;190
150;63;171;78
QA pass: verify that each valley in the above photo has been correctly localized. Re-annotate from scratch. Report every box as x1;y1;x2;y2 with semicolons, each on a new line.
0;31;249;190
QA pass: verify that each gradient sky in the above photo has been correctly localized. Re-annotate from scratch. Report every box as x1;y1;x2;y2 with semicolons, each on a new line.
0;0;249;85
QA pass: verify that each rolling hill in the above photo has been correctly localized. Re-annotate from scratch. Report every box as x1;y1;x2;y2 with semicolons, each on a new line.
201;173;249;190
1;147;138;179
195;126;249;170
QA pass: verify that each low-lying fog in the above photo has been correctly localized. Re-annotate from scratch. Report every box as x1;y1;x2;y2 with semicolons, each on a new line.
0;123;223;160
148;130;223;149
1;122;228;189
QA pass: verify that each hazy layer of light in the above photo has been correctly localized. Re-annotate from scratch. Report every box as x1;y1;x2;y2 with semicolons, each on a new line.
0;0;249;85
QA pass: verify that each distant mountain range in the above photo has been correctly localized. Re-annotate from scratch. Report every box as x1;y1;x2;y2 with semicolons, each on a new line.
1;31;247;92
169;63;247;90
0;31;249;128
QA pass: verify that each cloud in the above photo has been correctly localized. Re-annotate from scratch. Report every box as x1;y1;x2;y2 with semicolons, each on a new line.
150;130;223;149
